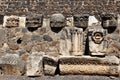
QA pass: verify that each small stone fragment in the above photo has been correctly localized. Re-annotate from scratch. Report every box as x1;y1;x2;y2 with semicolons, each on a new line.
43;56;58;75
26;52;44;76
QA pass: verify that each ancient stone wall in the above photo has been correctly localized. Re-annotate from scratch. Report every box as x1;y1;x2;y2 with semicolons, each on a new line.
0;0;119;78
0;0;120;17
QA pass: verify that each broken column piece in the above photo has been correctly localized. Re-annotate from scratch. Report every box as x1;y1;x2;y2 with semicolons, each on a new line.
73;14;89;29
88;26;108;56
71;27;84;56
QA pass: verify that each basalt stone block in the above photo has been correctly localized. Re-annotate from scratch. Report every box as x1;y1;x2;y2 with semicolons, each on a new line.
0;15;4;25
50;13;65;28
0;29;5;48
26;52;44;76
43;35;53;42
6;28;24;50
31;35;43;42
59;56;119;76
26;14;43;28
0;54;25;76
43;56;58;76
100;13;117;30
73;14;89;29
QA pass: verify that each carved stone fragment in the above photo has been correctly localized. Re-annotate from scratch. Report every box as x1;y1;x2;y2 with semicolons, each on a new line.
59;56;119;76
88;26;108;56
70;27;84;56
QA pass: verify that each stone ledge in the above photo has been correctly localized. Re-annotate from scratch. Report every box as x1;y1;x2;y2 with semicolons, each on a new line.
0;75;119;80
59;56;119;76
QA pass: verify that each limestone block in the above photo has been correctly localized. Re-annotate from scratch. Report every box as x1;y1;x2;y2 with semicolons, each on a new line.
66;17;74;27
70;27;84;56
19;17;26;27
3;16;26;28
88;27;108;56
26;52;44;76
88;16;99;27
43;56;58;75
0;54;25;75
59;56;119;76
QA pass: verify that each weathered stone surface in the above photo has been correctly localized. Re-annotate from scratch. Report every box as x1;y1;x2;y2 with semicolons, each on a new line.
70;27;84;56
43;35;53;42
0;0;119;77
66;17;74;27
73;14;89;29
3;16;26;28
43;56;58;76
101;13;117;28
106;34;120;57
0;75;119;80
59;56;119;76
26;52;44;76
50;13;65;28
0;28;5;48
31;41;60;57
3;16;19;28
88;26;108;56
0;15;4;25
19;17;26;27
5;28;24;50
26;14;43;28
88;16;99;27
0;54;25;75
